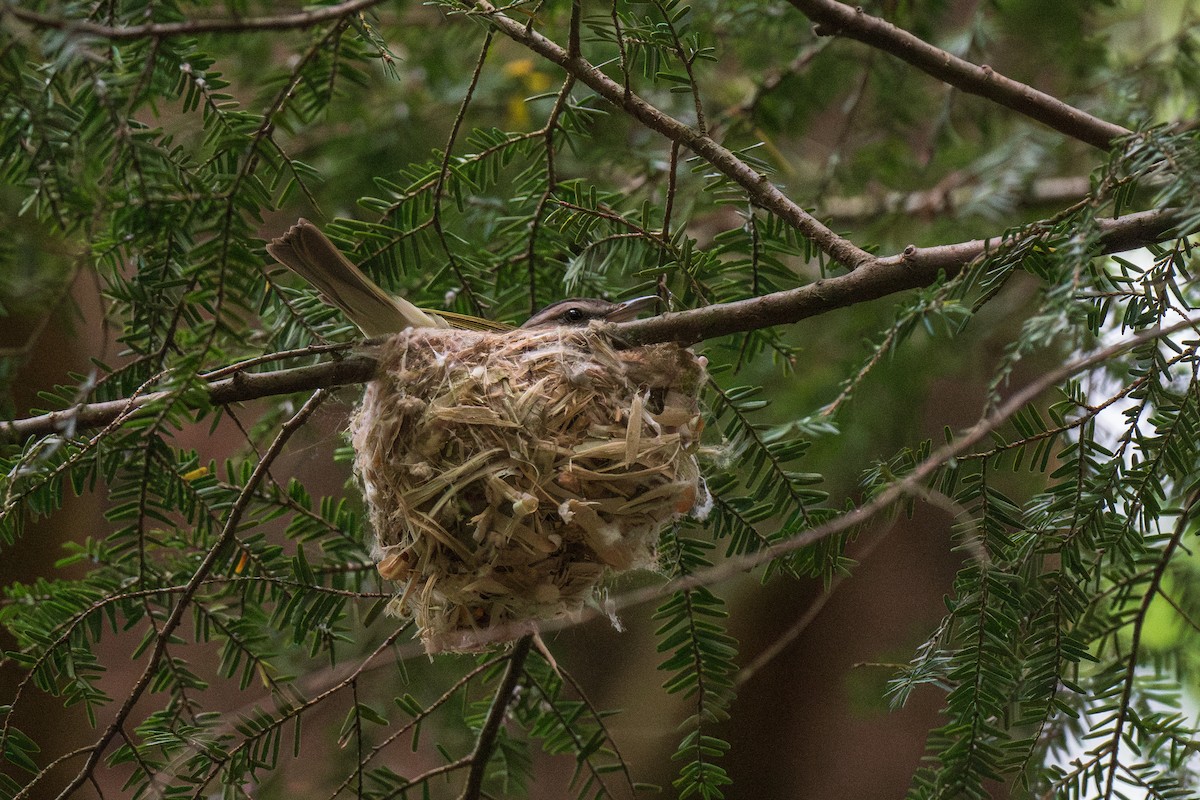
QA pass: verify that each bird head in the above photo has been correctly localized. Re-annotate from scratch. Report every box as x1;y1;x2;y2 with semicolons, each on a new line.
520;295;660;329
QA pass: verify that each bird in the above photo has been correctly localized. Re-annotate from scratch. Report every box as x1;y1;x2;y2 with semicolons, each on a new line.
266;219;659;334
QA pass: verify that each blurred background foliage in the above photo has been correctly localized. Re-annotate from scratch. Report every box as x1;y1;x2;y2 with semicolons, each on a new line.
2;1;1200;798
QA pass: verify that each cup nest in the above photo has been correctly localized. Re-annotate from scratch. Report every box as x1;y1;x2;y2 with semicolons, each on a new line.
350;325;708;652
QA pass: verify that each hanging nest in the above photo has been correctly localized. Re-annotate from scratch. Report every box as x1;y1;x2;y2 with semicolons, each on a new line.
350;325;709;652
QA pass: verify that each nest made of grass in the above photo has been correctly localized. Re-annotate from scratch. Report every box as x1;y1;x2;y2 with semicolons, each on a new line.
350;325;708;652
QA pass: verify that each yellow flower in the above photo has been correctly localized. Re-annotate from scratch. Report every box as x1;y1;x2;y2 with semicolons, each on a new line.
503;58;555;129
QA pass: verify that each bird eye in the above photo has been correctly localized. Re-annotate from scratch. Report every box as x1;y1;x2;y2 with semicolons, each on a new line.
564;307;585;322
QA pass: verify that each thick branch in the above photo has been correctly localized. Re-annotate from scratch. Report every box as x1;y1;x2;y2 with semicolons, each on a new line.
467;0;874;269
1;0;388;39
0;208;1189;442
621;207;1186;345
787;0;1132;150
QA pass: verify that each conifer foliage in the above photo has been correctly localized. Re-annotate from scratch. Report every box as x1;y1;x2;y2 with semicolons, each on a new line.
2;1;1200;798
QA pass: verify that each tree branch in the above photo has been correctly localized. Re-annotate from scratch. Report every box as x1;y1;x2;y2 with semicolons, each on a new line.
1;0;390;40
786;0;1132;150
465;0;875;269
620;206;1186;345
1;208;1189;443
0;356;374;441
458;636;532;800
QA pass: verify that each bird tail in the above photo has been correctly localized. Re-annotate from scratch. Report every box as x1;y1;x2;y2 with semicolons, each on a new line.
266;219;448;335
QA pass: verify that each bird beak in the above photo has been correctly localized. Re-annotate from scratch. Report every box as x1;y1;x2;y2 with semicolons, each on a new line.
605;295;661;322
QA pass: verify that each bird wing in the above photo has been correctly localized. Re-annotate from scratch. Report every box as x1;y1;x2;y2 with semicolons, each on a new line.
434;310;514;332
267;219;450;335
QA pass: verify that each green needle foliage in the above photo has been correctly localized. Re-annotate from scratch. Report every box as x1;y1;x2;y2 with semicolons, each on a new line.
2;1;1200;799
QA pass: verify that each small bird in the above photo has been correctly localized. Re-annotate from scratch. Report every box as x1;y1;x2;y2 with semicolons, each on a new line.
267;219;658;334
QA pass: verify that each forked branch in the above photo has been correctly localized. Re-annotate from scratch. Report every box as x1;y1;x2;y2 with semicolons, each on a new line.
464;0;876;269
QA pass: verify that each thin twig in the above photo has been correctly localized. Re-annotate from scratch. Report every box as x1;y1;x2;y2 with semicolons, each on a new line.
323;657;504;800
2;0;388;40
172;623;412;797
713;39;830;134
554;666;640;795
1102;489;1200;799
735;526;892;687
609;0;631;101
199;342;356;381
650;0;706;134
821;176;1093;224
431;29;495;317
524;75;577;315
